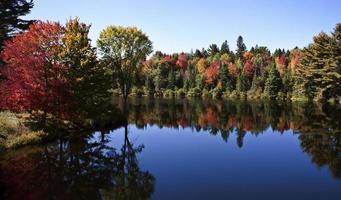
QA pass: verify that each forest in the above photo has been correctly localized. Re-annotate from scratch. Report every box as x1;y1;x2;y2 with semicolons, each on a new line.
0;0;340;149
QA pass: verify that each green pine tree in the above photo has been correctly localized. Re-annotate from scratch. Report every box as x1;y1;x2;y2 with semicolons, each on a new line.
293;24;341;102
236;36;246;59
237;73;249;92
167;67;175;90
264;64;283;100
219;63;230;90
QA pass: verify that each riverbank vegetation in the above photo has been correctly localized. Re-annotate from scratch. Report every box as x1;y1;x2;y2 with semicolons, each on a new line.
0;111;46;149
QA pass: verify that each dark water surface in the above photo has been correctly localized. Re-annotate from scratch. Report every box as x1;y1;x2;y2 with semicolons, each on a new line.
1;98;341;200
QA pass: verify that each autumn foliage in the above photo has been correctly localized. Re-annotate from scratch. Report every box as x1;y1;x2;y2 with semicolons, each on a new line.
243;51;253;60
205;61;220;84
162;55;175;65
0;21;71;117
176;54;188;69
243;60;254;77
228;63;238;77
275;54;287;74
196;58;207;74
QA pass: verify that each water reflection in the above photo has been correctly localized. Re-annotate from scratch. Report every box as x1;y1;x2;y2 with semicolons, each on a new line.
1;98;341;199
115;98;341;177
0;125;154;200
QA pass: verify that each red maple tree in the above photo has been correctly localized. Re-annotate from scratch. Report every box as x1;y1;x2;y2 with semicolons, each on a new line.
0;21;71;118
176;54;188;70
162;55;175;65
275;54;287;74
243;60;254;77
205;61;220;84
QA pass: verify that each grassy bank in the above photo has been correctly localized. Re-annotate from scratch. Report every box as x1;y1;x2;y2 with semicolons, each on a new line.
0;111;47;150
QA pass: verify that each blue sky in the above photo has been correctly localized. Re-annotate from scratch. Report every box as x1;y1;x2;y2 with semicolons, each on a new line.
27;0;341;53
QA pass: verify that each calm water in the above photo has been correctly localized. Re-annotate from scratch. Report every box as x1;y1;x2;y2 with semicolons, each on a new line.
1;98;341;200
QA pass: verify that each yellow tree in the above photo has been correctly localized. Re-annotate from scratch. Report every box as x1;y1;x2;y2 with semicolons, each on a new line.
196;58;207;74
97;26;153;101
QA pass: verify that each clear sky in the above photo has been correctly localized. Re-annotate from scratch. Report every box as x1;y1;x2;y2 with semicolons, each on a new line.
26;0;341;53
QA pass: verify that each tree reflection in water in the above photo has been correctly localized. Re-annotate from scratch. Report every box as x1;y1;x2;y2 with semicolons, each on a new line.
116;97;341;178
1;98;341;200
0;125;154;200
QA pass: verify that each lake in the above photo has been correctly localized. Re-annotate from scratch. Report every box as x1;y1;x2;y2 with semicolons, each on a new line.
1;98;341;200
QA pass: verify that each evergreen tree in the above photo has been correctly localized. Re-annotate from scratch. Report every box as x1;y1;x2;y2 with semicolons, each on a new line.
183;77;190;91
220;40;230;54
154;51;163;59
264;64;283;100
153;62;168;91
219;63;230;90
250;45;270;56
196;74;204;89
293;24;341;101
201;48;208;58
0;0;34;80
167;67;175;89
145;75;154;96
194;49;202;58
175;70;183;88
273;48;283;57
237;74;249;92
236;35;246;59
208;44;219;56
282;70;293;94
0;0;34;50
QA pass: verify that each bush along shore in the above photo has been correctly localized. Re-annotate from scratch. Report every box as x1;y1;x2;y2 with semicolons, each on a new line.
0;112;47;149
0;108;127;150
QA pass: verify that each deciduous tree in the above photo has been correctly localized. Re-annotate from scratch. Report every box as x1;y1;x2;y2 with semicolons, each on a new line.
97;26;153;101
205;61;219;86
0;21;70;118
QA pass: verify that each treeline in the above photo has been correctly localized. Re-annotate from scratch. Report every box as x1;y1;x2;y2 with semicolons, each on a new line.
138;30;341;102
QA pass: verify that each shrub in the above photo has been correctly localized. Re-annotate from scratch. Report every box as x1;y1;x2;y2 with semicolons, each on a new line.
163;89;175;98
247;89;262;99
222;91;231;99
239;92;247;100
210;87;223;99
0;111;20;136
143;86;154;96
276;92;287;101
229;90;240;99
187;87;201;97
131;87;144;97
111;88;121;96
4;130;47;149
0;111;47;149
176;88;187;98
201;89;210;98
